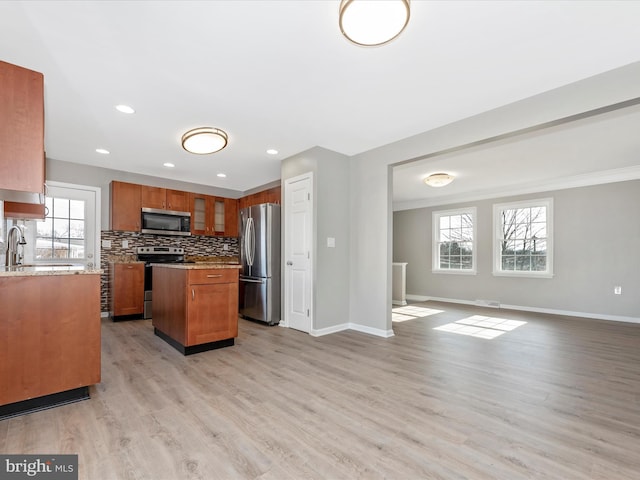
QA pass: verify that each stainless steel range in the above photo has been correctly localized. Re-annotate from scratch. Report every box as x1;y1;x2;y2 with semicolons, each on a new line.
136;246;184;319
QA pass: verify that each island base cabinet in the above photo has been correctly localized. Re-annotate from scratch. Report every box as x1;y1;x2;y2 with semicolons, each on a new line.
188;283;238;345
152;266;239;355
0;274;101;412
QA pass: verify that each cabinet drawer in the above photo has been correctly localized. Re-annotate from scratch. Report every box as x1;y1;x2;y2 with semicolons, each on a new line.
188;268;237;285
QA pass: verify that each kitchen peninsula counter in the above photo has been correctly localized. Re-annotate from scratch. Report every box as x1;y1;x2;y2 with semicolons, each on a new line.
0;264;102;277
152;263;241;355
0;266;101;418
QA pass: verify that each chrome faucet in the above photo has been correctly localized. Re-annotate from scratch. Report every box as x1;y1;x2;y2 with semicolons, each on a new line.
5;225;27;267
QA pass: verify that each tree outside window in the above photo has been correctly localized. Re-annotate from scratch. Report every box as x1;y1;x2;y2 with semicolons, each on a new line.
36;197;86;259
432;207;477;274
493;198;553;278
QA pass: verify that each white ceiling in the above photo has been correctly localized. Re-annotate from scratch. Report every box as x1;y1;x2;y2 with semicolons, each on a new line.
1;1;640;200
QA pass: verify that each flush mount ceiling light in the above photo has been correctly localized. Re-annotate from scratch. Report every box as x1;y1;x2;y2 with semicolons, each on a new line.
115;104;135;114
339;0;410;47
424;173;455;187
181;127;228;155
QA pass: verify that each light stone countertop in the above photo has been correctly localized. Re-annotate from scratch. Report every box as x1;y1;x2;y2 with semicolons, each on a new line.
0;264;103;277
151;263;242;270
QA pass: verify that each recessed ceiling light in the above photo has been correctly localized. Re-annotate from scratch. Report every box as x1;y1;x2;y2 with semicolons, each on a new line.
163;162;175;168
266;149;278;155
115;104;135;114
217;173;227;178
96;148;110;154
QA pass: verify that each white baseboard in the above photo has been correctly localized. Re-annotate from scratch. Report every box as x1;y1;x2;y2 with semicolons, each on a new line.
405;294;640;324
347;323;395;338
101;312;110;318
392;300;407;306
310;322;394;338
405;294;430;302
310;323;350;337
500;303;640;324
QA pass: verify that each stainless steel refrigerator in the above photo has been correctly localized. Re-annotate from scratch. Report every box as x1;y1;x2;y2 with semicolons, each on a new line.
239;203;281;325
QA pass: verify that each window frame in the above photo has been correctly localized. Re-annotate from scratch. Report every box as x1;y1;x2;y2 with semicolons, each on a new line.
432;206;477;275
35;196;87;261
492;197;554;278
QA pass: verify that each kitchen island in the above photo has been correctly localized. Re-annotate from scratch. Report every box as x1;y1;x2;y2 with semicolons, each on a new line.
151;263;241;355
0;265;102;419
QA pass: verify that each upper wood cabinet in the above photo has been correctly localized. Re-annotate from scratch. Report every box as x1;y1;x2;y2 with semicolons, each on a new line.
190;193;238;237
3;201;46;220
190;192;210;236
141;186;189;212
224;198;239;237
110;181;141;231
238;186;281;210
166;189;190;211
110;179;238;235
0;60;45;195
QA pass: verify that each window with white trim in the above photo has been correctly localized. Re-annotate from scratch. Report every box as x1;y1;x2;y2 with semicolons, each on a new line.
36;196;86;260
432;207;476;274
493;198;553;278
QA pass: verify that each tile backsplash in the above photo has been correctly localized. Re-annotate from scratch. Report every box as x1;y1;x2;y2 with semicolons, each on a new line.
100;230;239;313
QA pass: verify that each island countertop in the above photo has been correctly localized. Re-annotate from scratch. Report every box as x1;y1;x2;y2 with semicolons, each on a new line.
0;264;103;277
151;263;242;270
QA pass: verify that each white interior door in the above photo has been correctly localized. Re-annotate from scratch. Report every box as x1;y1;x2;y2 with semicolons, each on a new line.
284;172;313;333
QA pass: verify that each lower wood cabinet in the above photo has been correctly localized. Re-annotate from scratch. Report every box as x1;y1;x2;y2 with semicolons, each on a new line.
152;266;239;354
110;262;144;318
0;273;101;408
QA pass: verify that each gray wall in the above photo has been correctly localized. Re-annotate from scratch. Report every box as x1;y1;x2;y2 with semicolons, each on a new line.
348;62;640;334
393;180;640;319
46;158;243;231
281;147;351;331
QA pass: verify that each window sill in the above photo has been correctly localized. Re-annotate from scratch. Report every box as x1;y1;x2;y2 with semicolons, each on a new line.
432;269;477;276
492;271;554;279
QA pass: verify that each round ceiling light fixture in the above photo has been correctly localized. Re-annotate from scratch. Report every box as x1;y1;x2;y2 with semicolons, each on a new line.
424;173;455;187
115;104;135;114
181;127;228;155
339;0;410;47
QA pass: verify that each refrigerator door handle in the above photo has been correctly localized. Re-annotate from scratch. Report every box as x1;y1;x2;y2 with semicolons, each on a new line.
244;217;253;267
248;217;256;266
240;277;265;284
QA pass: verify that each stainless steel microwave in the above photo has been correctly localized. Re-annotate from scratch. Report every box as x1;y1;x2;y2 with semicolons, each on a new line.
141;207;191;236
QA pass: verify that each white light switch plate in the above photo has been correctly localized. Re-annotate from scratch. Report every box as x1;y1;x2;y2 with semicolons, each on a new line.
122;240;129;248
327;237;335;248
102;240;112;248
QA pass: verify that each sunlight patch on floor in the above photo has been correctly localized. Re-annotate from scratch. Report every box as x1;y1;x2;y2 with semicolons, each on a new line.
392;305;444;322
434;315;527;339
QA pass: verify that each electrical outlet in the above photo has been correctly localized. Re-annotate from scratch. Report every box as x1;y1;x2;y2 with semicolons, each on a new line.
614;286;622;295
122;240;129;249
102;240;112;248
223;244;229;251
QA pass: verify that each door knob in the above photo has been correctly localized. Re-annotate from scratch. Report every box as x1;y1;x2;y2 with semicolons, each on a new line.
286;261;293;266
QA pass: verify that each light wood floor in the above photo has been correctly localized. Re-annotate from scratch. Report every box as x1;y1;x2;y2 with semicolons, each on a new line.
1;302;639;480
